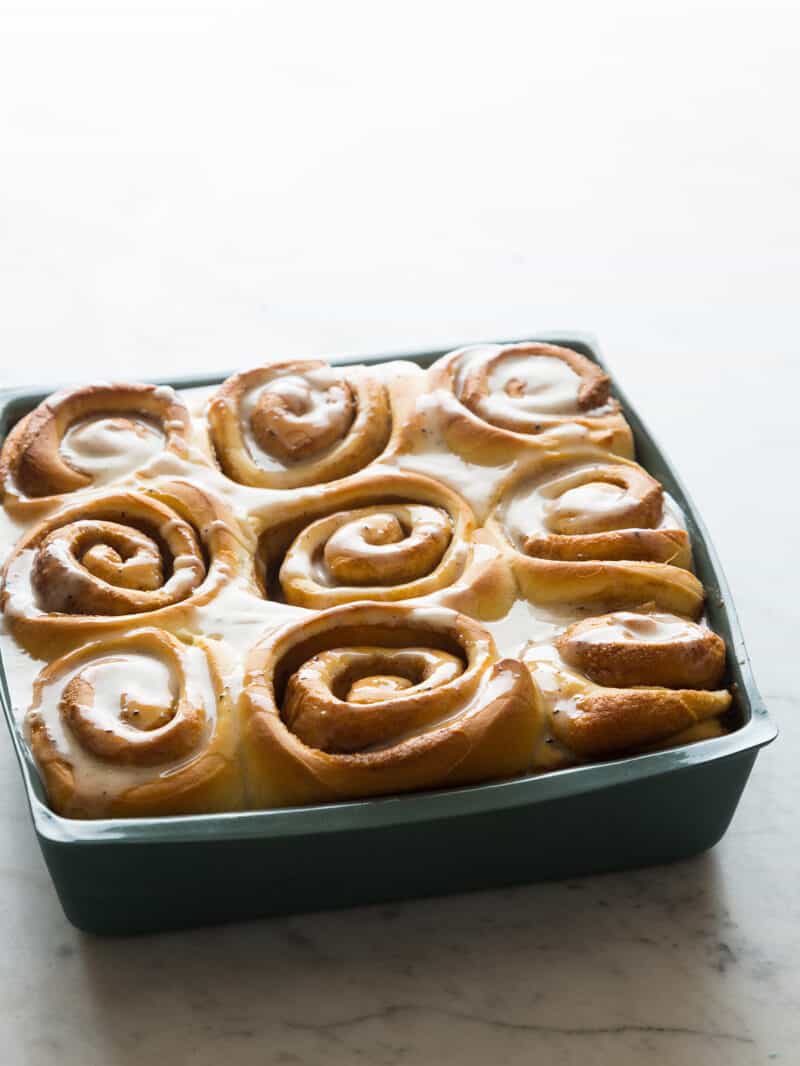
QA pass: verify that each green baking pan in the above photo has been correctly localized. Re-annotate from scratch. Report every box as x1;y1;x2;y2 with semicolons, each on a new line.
0;335;777;936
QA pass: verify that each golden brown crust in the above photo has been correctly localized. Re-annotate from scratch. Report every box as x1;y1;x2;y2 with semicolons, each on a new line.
426;343;634;463
1;480;250;657
525;606;731;764
484;451;703;616
256;468;517;620
460;342;611;423
556;611;726;689
552;687;731;758
283;647;465;753
241;602;545;806
25;628;244;818
0;345;735;820
516;560;703;616
523;464;664;540
207;360;391;488
0;382;191;516
521;527;690;564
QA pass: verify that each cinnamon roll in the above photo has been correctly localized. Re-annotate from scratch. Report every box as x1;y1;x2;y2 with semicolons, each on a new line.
25;627;243;817
207;360;391;488
256;469;516;620
242;602;544;806
427;342;634;463
485;452;704;616
525;610;731;764
555;610;726;689
0;341;739;823
0;382;192;516
1;480;249;656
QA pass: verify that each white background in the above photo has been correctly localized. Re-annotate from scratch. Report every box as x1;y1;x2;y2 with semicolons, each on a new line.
1;1;797;385
1;3;798;1065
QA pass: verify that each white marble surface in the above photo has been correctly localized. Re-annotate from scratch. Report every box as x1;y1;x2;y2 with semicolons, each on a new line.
1;3;798;1064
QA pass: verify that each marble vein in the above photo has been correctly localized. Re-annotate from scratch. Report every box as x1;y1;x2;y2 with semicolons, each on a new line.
284;1004;754;1044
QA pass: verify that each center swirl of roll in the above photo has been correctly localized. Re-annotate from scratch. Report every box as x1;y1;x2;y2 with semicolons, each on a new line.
60;415;164;479
249;374;355;464
459;343;611;432
278;502;455;605
31;514;206;616
53;636;206;766
540;464;663;536
282;645;465;753
555;610;726;689
320;505;453;587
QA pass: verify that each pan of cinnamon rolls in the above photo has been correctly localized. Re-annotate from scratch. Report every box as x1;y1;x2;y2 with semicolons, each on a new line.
0;337;774;932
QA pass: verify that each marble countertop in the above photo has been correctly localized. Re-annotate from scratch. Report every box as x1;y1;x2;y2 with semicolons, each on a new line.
1;3;798;1064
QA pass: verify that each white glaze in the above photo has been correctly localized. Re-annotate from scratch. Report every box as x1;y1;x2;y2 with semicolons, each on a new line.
484;354;583;416
545;479;631;524
392;390;514;520
60;416;164;484
522;641;587;722
452;344;613;423
363;654;529;752
29;640;217;798
283;503;453;593
190;581;308;663
0;358;718;799
484;597;595;659
503;460;683;548
575;611;700;645
240;365;352;473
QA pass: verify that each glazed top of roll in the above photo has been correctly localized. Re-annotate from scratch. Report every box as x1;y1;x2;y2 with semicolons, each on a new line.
205;360;394;489
457;342;613;427
0;382;192;515
0;347;735;818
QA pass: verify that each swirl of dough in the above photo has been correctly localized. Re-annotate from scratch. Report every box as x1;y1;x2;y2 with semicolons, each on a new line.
257;469;516;619
555;611;726;689
322;501;452;579
1;480;247;656
281;502;455;604
0;382;191;516
25;627;243;817
320;506;451;586
241;602;545;805
425;342;634;463
284;646;464;752
207;360;391;488
461;342;611;427
484;452;703;616
30;515;204;617
534;464;663;537
524;611;731;765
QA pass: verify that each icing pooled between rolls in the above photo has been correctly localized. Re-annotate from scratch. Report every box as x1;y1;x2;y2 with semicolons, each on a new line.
0;348;734;816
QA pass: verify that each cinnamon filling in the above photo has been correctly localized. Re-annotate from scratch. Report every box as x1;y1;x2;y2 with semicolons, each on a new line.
249;376;355;463
556;610;726;689
283;646;464;753
460;343;611;433
320;506;452;587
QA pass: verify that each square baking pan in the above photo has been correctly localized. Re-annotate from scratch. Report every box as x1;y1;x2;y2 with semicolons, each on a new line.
0;335;777;936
